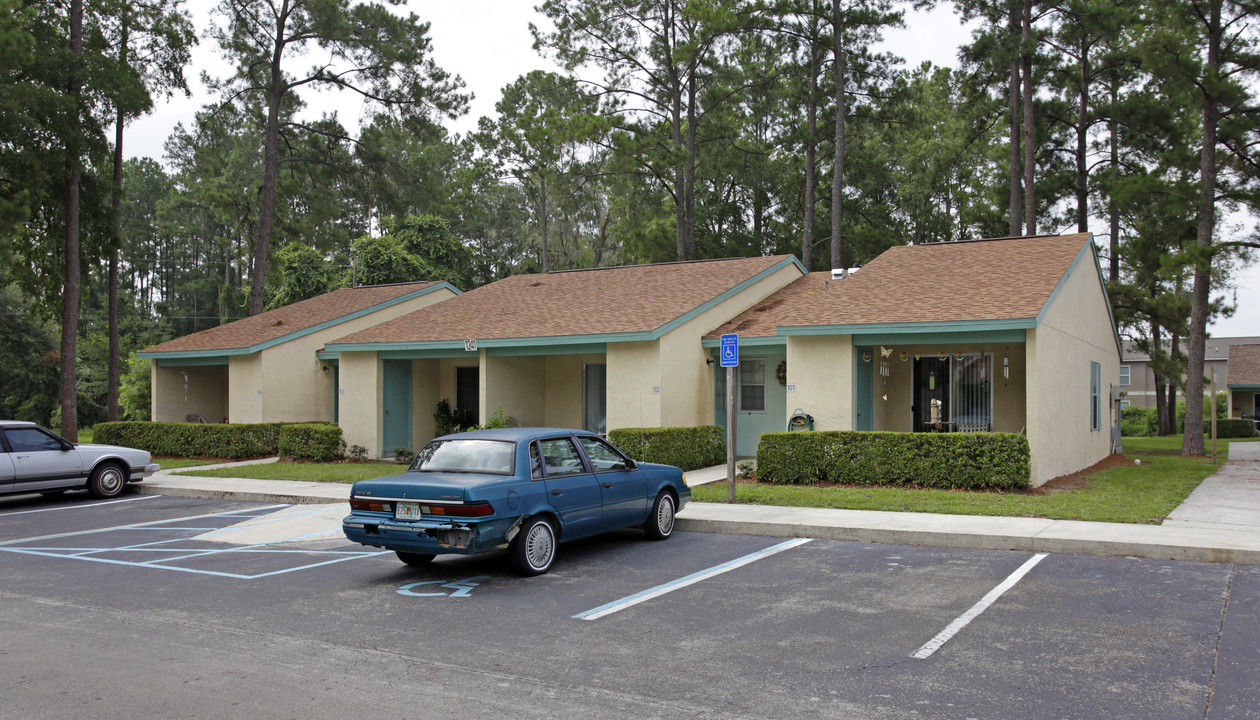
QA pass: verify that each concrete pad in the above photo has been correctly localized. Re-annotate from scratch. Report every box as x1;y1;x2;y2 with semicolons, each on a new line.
191;502;349;546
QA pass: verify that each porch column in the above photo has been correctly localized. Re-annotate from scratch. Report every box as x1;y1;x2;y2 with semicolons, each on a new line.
339;351;382;458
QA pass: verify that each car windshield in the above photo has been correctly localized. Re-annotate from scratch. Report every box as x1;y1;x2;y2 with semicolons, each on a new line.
409;439;515;474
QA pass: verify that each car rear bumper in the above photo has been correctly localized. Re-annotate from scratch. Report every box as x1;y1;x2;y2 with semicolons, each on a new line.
342;513;518;556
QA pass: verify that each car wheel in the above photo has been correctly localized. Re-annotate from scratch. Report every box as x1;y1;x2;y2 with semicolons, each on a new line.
88;462;126;499
395;551;435;567
510;516;556;576
644;491;675;540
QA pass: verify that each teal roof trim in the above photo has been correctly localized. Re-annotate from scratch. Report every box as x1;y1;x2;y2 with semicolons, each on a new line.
137;282;459;359
778;318;1037;337
1228;384;1260;390
852;329;1027;346
700;336;787;348
154;356;229;367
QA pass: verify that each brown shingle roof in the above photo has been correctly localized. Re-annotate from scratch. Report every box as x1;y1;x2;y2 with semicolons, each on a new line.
140;282;444;354
706;233;1093;338
330;256;795;345
1228;344;1260;385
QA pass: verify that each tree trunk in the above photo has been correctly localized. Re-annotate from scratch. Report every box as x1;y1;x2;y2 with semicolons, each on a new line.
1108;82;1119;283
107;13;129;423
1182;0;1220;457
1075;44;1089;233
1021;0;1035;235
1008;6;1022;237
539;177;550;273
59;0;85;442
831;0;845;271
250;3;289;316
802;35;819;271
684;67;697;260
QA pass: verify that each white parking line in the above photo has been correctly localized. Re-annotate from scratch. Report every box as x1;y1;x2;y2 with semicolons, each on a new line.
0;494;160;517
574;538;813;621
911;552;1048;660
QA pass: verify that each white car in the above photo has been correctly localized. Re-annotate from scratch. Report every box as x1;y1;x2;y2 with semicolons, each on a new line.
0;421;160;499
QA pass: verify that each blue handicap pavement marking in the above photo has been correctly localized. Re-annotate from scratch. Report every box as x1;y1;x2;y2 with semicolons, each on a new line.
398;576;490;598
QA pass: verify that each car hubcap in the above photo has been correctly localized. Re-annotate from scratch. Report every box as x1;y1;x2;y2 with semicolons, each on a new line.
99;468;123;494
657;495;675;534
526;522;554;569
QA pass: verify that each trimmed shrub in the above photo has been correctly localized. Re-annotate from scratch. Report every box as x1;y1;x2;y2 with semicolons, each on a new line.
1214;419;1257;438
1121;406;1158;437
95;421;289;458
279;423;346;461
756;431;1031;490
608;425;726;471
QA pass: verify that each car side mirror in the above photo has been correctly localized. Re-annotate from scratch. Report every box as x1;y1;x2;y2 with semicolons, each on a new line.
60;442;74;451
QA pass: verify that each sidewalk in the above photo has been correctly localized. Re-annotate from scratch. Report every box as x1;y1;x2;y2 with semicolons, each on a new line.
136;444;1260;565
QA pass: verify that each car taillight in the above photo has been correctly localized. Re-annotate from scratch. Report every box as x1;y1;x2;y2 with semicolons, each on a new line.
423;500;494;517
350;498;393;513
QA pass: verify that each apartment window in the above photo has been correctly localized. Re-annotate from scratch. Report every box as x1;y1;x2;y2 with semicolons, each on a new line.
1119;365;1130;386
1090;361;1102;431
739;359;766;412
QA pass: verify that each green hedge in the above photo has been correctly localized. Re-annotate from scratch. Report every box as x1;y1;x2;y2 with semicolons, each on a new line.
608;425;726;471
1215;419;1258;438
278;423;346;461
1121;406;1158;437
756;431;1031;490
95;421;295;458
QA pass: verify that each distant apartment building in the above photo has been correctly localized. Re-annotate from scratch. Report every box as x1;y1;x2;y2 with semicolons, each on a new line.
1121;336;1260;419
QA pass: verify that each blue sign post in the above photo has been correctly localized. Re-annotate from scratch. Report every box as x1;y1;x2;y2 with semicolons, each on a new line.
719;334;738;502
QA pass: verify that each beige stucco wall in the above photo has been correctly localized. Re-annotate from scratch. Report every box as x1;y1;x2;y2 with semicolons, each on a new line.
227;354;263;423
542;353;606;429
1027;256;1120;485
484;354;547;426
607;340;663;429
785;335;854;430
338;351;382;456
411;358;441;447
151;364;228;423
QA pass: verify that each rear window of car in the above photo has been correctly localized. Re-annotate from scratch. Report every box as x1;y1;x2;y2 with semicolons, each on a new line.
409;439;514;474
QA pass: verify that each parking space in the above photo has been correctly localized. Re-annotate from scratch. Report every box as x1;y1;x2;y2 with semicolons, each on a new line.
3;494;1257;718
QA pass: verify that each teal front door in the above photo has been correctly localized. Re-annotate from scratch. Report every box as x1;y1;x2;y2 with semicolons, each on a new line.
854;346;874;431
382;360;412;455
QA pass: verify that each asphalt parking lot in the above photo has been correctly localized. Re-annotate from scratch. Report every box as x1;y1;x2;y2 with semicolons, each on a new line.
2;493;1257;719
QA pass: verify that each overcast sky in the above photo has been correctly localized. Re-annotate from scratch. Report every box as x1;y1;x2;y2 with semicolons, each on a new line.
123;0;1258;338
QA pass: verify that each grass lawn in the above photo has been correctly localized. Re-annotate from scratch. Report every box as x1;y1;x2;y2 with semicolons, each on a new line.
166;434;1259;524
691;434;1259;525
175;462;401;484
155;458;227;471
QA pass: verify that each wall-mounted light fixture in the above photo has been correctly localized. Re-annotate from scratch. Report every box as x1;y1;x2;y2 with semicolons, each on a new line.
705;358;714;366
322;365;330;374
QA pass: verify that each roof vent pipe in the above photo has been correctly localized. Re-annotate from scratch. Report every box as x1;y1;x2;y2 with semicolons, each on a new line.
831;267;860;280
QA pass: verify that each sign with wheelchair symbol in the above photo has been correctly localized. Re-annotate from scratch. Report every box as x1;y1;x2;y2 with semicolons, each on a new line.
398;576;490;598
720;334;739;367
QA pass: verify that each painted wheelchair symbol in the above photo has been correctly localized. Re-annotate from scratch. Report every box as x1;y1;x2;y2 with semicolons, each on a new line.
398;575;490;598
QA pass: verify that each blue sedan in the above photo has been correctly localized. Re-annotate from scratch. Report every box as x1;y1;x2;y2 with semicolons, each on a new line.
342;428;691;575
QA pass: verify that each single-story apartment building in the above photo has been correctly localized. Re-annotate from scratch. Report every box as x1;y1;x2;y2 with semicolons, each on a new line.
140;232;1120;486
703;232;1122;485
138;281;458;424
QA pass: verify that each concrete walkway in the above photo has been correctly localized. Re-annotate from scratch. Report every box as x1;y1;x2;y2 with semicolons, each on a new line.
135;443;1260;565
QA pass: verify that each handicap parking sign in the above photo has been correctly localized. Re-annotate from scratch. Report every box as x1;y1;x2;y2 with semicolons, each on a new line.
720;334;739;367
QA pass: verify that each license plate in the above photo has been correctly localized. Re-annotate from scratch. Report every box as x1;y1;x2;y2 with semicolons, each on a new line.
395;502;422;519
